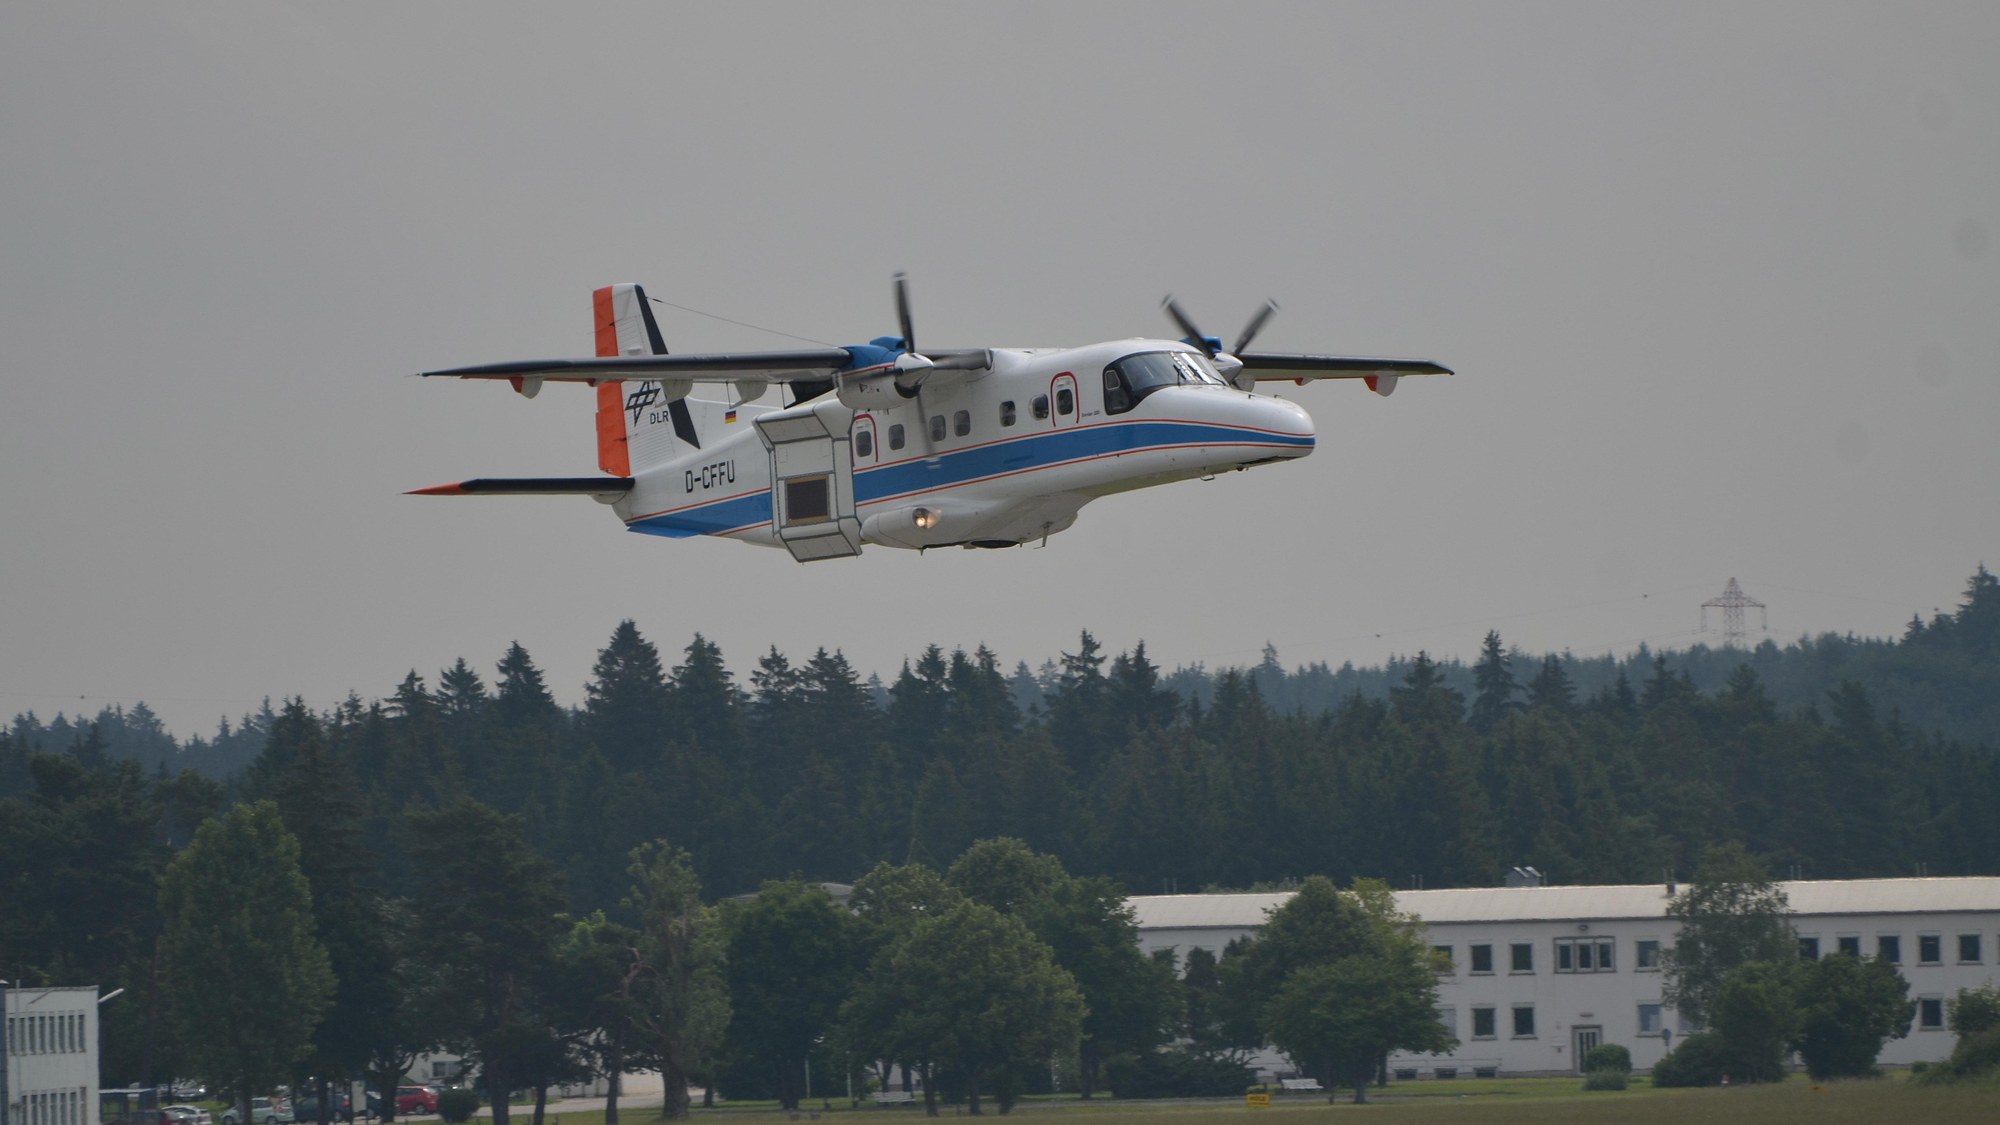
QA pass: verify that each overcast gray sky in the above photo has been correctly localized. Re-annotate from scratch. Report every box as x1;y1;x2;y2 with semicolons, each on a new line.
4;3;1995;739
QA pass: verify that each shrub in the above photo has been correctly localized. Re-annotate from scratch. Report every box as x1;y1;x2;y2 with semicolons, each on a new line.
1920;1025;2000;1084
435;1089;480;1124
1649;1032;1733;1087
1949;983;2000;1038
1581;1069;1629;1091
1104;1048;1256;1098
1583;1043;1632;1075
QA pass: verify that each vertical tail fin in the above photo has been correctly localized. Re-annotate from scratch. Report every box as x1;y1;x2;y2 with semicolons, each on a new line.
593;284;701;477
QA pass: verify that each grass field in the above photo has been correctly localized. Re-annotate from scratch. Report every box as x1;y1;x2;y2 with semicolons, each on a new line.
511;1075;1997;1125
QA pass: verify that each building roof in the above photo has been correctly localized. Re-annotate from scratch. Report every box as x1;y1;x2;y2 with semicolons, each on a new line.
1130;877;2000;931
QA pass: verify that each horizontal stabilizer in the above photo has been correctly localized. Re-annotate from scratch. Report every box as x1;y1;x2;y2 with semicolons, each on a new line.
407;477;633;497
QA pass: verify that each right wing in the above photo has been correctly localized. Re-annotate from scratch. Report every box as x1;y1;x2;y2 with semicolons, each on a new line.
420;350;857;384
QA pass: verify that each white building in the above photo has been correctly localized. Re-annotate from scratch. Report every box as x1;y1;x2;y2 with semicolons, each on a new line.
1130;877;2000;1078
4;986;100;1125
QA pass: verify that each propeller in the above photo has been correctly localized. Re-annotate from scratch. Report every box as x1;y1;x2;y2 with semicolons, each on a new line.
1161;296;1214;357
1235;299;1279;354
895;272;917;356
1161;295;1279;357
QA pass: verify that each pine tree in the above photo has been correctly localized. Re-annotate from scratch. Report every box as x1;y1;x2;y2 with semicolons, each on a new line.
1525;654;1577;716
584;622;672;775
1468;632;1520;732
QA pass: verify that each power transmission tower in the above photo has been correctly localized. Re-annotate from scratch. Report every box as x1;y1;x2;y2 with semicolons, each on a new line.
1701;577;1768;647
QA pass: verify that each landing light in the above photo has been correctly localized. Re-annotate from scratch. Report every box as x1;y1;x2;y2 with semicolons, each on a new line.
912;507;939;530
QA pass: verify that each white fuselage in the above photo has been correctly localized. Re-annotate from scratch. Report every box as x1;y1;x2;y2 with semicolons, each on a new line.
612;340;1314;552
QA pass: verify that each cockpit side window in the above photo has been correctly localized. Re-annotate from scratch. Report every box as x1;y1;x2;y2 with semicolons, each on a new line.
1104;368;1133;414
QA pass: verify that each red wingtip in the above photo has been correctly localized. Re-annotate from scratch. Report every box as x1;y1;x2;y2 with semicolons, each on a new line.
406;482;469;496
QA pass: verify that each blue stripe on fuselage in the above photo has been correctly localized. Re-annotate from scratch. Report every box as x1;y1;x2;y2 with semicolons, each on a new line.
625;419;1309;539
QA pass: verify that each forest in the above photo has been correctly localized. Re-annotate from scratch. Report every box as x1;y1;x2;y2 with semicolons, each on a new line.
2;566;1996;1094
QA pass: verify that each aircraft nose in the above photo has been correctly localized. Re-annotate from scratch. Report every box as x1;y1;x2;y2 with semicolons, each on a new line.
1256;395;1315;457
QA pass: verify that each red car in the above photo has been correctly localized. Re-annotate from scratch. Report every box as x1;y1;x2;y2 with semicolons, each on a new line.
395;1089;437;1116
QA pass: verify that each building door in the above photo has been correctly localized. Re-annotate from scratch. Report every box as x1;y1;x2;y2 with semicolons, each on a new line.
1572;1025;1603;1074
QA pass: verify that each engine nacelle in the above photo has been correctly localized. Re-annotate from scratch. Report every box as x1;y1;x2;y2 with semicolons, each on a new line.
837;370;905;410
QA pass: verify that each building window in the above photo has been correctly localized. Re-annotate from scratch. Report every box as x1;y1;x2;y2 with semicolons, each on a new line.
1000;400;1017;427
1512;1005;1537;1038
953;409;971;437
1471;1007;1496;1039
1470;944;1493;974
1837;935;1862;957
1433;944;1454;972
1436;1006;1455;1036
1635;939;1661;971
1556;937;1616;973
1638;1003;1664;1036
1798;936;1820;961
1919;997;1945;1030
1959;934;1983;963
1920;934;1943;965
1511;942;1534;973
888;424;905;451
1878;934;1901;964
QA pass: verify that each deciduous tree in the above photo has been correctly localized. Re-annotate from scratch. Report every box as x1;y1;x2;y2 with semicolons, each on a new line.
157;801;333;1117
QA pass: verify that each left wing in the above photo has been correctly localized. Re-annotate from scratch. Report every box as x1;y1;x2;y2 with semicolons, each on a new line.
1236;352;1454;379
1234;351;1453;397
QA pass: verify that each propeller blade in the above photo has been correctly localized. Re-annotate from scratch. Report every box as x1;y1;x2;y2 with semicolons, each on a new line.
1234;300;1279;354
895;272;916;356
1161;296;1215;357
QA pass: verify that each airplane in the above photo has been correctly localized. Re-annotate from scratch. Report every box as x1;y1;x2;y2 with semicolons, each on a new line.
411;278;1451;562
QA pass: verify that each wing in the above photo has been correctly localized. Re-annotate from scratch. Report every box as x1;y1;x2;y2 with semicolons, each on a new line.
420;350;857;384
1234;351;1452;397
1235;352;1454;379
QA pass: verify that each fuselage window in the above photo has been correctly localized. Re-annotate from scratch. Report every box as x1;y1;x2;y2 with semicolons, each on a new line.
1055;386;1075;416
854;430;873;458
888;423;905;451
1001;400;1017;427
953;409;971;437
1032;394;1050;420
930;415;947;443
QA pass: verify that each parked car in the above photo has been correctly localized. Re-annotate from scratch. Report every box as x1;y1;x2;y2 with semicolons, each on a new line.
168;1082;209;1101
220;1098;294;1125
160;1106;213;1125
394;1088;438;1116
290;1093;353;1123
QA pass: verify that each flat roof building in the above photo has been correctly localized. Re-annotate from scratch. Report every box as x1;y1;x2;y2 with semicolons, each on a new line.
4;985;100;1125
1131;877;2000;1078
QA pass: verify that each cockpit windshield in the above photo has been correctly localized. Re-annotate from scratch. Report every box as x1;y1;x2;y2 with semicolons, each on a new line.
1103;350;1226;414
